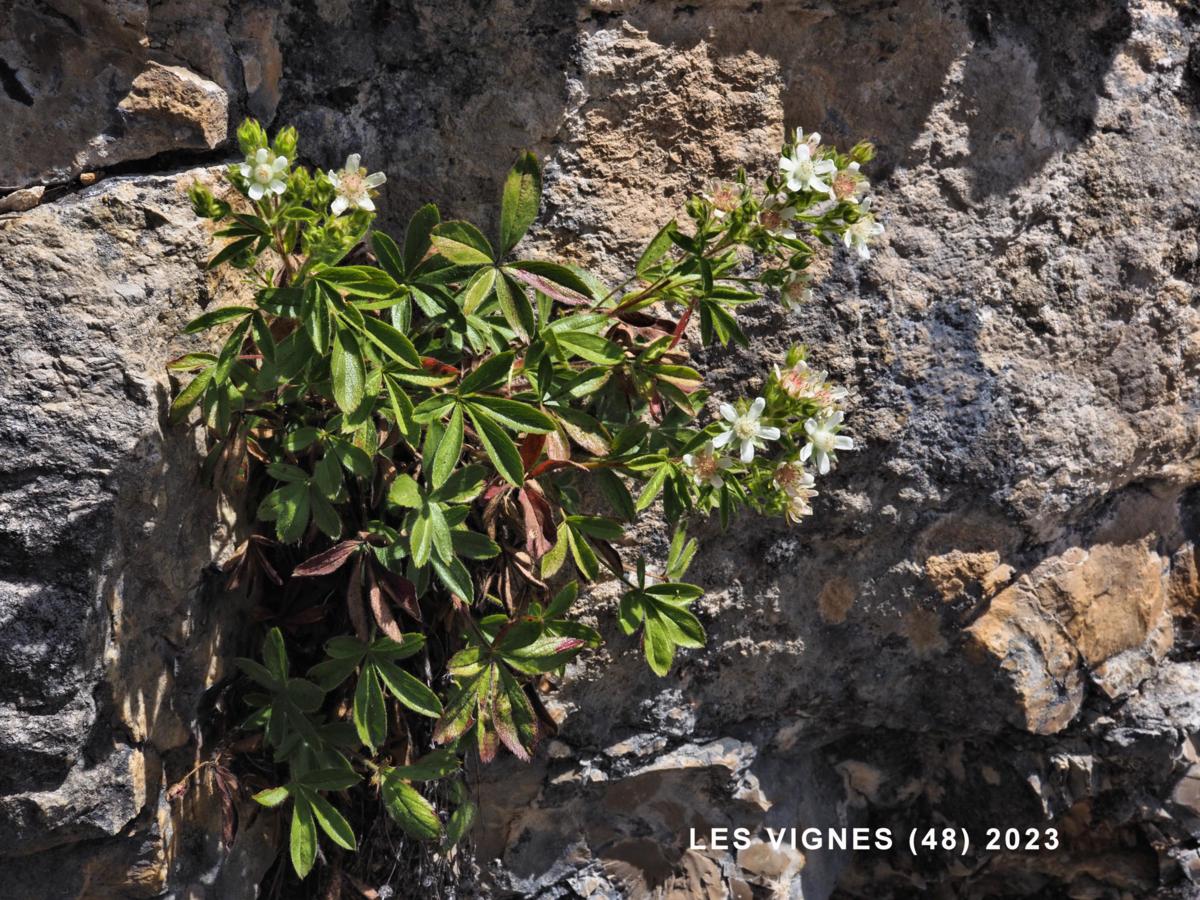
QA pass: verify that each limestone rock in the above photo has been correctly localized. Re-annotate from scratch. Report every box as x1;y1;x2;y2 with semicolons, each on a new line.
0;170;262;897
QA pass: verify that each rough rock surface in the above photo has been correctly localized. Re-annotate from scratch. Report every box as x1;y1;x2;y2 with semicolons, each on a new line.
1;0;1199;898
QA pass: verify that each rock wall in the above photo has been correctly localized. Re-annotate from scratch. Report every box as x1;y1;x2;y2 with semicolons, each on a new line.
1;0;1198;898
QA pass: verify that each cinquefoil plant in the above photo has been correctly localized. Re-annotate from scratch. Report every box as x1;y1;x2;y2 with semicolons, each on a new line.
172;119;878;885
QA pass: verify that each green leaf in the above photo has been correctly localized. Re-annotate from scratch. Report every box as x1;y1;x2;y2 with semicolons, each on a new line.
432;670;484;745
390;749;459;781
637;219;677;276
381;774;442;840
433;464;487;504
374;659;443;718
307;789;357;850
404;203;440;273
540;522;570;579
459;350;514;395
466;406;523;486
493;273;535;341
169;369;212;424
263;627;289;681
276;482;311;543
566;526;599;580
460;266;497;315
469;397;555;434
432;554;474;602
208;236;257;269
185;305;253;334
409;507;433;568
371;231;405;282
431;221;493;266
430;404;464;489
566;515;624;541
384;377;421;444
428;502;453;563
330;327;366;415
451;529;500;559
290;794;318;878
555;331;624;365
388;473;422;508
253;786;290;808
635;464;670;512
444;798;477;847
361;315;422;367
642;614;676;677
499;151;542;256
309;490;343;539
320;265;400;298
353;665;387;751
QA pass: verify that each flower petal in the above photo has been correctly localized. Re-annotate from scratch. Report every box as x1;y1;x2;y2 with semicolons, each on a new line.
255;148;269;164
757;426;781;441
346;153;361;171
799;443;812;462
719;403;738;423
710;474;724;489
749;397;765;417
739;440;755;463
331;196;348;215
712;430;734;449
834;436;855;450
358;197;376;211
248;183;265;201
818;454;831;476
365;172;387;188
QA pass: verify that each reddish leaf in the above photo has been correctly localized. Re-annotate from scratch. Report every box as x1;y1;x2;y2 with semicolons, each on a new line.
517;488;556;560
375;567;422;622
421;356;460;376
506;268;589;306
346;559;369;641
518;433;546;474
529;458;587;479
367;570;404;641
293;540;363;577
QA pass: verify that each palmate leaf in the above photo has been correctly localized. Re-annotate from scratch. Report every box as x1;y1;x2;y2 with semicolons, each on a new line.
469;396;555;434
493;271;535;341
353;663;387;751
330;326;366;414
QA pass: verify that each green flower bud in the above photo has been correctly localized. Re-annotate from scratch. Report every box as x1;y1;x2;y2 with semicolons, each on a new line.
237;118;269;156
272;125;299;163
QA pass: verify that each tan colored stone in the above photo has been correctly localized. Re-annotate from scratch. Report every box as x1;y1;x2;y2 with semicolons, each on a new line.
818;577;855;624
925;549;1013;601
0;185;44;213
966;541;1169;733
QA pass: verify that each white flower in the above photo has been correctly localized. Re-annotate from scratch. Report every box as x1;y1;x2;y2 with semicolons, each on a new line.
774;361;849;408
239;148;289;201
785;487;817;523
712;397;781;463
779;270;812;309
780;142;836;194
794;128;821;153
758;195;798;238
843;197;885;260
774;461;819;524
830;161;869;203
682;441;733;489
800;411;855;475
328;153;387;215
705;181;744;220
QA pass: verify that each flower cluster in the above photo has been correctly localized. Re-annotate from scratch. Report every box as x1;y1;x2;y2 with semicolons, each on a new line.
679;345;854;525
